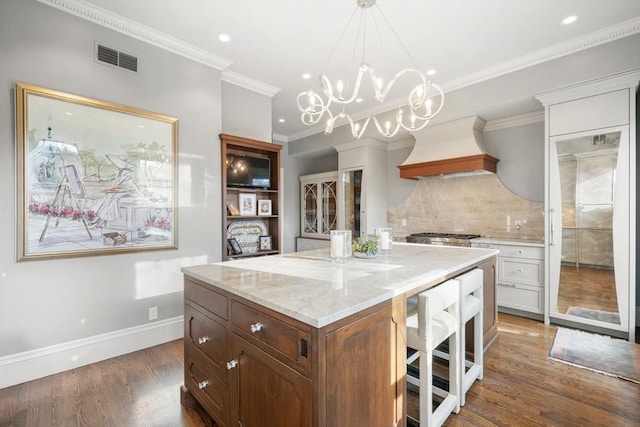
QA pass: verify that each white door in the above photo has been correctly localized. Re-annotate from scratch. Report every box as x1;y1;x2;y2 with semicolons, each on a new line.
548;126;629;335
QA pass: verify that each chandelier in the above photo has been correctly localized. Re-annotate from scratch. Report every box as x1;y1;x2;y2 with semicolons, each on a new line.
297;0;444;140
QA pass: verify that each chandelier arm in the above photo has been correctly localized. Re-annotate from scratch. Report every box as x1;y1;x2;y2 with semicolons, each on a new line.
377;68;427;104
371;115;401;138
407;83;445;120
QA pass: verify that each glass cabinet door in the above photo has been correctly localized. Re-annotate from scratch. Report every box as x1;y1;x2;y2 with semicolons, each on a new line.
302;183;318;235
300;172;337;238
342;169;363;237
320;181;337;234
548;128;629;334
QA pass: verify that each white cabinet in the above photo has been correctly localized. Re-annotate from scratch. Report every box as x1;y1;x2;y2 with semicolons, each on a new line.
471;240;545;318
334;139;388;236
299;171;338;239
536;69;639;342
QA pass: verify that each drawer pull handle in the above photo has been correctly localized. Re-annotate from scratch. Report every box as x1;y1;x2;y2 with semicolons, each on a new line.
516;269;523;273
198;380;209;389
227;359;238;370
517;250;522;254
499;283;517;288
197;336;209;345
250;322;264;333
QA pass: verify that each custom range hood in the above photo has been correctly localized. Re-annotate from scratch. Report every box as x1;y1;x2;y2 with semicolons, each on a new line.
398;116;498;178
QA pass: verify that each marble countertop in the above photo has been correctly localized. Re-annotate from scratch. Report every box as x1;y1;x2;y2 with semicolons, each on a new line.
182;242;498;328
471;237;544;247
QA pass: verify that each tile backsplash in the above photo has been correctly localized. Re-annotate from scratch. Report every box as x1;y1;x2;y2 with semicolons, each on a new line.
388;174;544;240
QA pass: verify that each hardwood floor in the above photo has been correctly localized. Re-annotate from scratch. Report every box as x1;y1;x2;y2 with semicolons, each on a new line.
1;314;639;426
557;265;618;315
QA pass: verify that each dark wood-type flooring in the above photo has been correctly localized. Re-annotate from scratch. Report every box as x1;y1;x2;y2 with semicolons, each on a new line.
557;265;618;315
1;314;639;426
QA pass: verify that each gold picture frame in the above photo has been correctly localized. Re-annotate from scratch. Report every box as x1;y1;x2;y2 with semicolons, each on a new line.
15;82;179;260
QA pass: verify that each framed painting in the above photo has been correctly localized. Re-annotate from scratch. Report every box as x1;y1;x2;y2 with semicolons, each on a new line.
257;199;272;216
239;193;256;216
15;82;179;260
259;235;272;251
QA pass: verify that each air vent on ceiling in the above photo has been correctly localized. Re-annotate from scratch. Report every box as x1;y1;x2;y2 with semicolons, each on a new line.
96;43;138;72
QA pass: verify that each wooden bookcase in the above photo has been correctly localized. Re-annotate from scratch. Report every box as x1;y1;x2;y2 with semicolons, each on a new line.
220;134;282;261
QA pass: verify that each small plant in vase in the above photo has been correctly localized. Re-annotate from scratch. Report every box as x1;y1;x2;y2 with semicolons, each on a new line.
352;234;380;258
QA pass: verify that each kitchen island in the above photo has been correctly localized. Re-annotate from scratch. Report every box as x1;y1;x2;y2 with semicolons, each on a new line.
181;243;498;427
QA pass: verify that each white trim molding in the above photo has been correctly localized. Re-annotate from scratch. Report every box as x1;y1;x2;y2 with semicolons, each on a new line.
443;17;640;94
484;111;545;132
222;70;280;98
0;316;184;389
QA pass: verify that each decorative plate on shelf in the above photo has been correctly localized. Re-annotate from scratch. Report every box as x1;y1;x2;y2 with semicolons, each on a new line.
227;220;268;253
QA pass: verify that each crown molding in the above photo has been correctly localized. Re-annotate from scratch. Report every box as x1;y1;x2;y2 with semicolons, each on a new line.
442;16;640;93
221;70;280;98
483;110;545;132
271;133;288;143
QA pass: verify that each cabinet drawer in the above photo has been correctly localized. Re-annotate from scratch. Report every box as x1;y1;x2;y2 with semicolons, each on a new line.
498;257;543;287
495;245;543;259
185;279;228;320
185;303;229;381
497;282;544;314
185;351;229;427
231;301;308;367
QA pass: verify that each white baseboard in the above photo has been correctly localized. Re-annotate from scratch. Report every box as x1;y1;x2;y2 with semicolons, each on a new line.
0;316;184;389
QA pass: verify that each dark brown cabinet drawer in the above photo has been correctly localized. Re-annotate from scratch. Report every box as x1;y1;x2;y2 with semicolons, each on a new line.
231;301;309;368
185;351;229;427
185;279;228;320
185;303;229;381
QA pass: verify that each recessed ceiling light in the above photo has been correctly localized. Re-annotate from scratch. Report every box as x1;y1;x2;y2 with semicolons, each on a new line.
302;73;311;80
218;33;231;42
278;118;286;123
562;15;578;25
426;69;437;76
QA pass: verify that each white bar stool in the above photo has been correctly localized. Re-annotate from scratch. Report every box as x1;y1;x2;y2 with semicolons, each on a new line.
434;268;483;406
406;279;461;427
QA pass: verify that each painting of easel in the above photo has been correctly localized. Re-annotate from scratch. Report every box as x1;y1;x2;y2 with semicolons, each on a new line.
16;83;178;260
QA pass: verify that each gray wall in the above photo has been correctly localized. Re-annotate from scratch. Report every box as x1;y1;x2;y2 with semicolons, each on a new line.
222;82;272;142
0;0;222;356
279;145;337;253
483;121;545;202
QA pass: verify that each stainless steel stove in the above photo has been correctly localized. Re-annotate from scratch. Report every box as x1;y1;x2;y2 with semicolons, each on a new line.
405;232;481;247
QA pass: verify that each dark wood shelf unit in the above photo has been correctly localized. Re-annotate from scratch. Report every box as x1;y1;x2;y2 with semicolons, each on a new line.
221;134;282;261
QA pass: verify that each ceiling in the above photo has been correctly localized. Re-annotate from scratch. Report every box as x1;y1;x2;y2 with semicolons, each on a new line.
53;0;640;142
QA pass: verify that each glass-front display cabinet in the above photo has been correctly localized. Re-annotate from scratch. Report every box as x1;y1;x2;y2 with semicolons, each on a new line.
536;70;639;342
300;171;338;239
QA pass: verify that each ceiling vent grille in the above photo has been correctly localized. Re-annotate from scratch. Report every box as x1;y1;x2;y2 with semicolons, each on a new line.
96;43;138;72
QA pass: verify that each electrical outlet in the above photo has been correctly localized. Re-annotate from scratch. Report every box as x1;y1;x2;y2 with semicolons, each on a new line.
401;218;407;226
149;306;158;320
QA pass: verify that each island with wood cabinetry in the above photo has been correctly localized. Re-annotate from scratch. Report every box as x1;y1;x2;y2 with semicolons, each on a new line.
180;243;498;427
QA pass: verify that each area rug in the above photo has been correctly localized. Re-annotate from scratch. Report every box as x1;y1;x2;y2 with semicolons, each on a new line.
566;306;621;324
549;327;640;384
